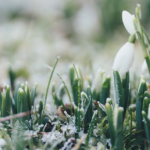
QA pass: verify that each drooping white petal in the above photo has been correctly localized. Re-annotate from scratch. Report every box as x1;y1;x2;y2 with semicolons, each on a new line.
122;11;135;35
113;42;134;77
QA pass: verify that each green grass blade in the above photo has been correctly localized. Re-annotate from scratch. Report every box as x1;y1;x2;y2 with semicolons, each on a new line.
41;57;59;122
25;81;31;111
45;64;73;116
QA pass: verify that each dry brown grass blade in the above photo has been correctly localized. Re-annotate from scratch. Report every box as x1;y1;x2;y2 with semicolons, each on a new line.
0;111;32;122
71;134;87;150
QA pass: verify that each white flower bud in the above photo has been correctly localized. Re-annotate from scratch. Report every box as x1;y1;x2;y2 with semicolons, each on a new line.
142;60;149;80
91;67;105;93
113;42;135;78
142;60;148;73
0;138;6;147
122;11;135;35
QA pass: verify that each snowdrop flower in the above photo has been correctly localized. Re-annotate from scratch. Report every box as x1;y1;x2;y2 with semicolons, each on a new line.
113;34;135;78
0;138;6;147
122;11;135;34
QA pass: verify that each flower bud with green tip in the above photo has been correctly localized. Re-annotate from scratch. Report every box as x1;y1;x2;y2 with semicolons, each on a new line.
21;83;25;91
91;68;105;101
58;83;65;97
81;91;88;108
17;88;29;122
1;86;11;117
75;65;83;91
106;98;113;105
